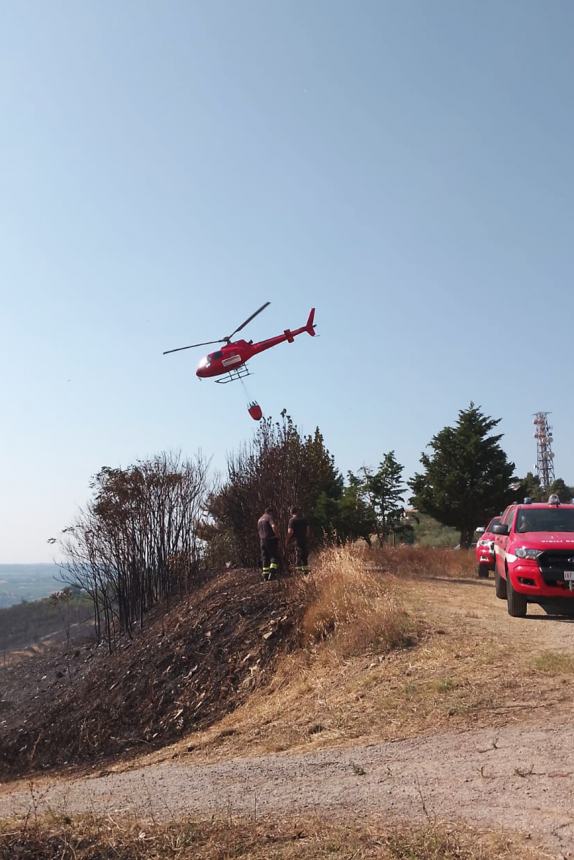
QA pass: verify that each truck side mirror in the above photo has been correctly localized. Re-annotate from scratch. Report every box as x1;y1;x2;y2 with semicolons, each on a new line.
492;523;509;536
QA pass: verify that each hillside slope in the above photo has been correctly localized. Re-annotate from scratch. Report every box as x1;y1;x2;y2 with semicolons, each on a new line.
0;570;304;777
5;565;574;858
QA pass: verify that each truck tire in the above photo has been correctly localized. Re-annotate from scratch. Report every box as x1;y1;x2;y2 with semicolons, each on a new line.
495;568;507;599
478;563;489;579
507;576;527;618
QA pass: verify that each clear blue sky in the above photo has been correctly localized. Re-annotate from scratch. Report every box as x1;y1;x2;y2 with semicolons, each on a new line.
1;1;573;562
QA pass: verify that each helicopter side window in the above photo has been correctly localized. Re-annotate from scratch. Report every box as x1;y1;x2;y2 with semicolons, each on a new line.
210;350;223;360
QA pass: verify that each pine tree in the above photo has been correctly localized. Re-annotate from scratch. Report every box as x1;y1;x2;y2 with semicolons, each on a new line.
409;404;515;547
360;451;406;544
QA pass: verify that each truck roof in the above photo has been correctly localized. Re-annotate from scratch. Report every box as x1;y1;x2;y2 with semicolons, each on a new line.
514;502;574;510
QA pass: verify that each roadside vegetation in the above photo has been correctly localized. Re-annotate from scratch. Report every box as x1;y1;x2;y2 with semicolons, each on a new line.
0;812;539;860
410;513;460;547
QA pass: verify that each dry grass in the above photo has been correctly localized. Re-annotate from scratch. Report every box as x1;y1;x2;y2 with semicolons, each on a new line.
0;813;541;859
531;650;574;675
301;547;419;657
356;543;476;580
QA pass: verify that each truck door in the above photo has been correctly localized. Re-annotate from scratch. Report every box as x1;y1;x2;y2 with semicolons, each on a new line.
496;506;515;577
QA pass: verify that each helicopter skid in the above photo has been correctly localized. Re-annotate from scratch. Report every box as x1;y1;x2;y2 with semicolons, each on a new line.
215;366;252;384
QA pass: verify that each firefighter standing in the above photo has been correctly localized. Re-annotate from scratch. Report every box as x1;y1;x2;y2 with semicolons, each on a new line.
257;506;280;580
287;506;310;573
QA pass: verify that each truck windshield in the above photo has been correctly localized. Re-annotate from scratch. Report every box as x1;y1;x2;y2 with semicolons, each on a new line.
516;509;574;533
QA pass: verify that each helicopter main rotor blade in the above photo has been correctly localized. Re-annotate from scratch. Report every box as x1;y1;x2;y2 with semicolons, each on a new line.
163;339;223;355
224;301;270;340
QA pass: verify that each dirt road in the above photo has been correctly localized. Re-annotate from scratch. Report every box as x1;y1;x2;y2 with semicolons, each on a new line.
2;576;574;858
403;573;574;653
1;721;573;857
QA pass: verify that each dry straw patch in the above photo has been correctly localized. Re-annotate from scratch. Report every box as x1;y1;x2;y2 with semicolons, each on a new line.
354;543;476;580
301;546;419;658
0;813;541;860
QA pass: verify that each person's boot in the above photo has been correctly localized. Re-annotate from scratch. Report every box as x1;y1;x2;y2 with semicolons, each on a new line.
262;567;270;581
268;561;279;580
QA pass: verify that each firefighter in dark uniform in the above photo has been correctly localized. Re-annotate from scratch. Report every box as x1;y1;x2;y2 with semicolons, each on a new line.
257;506;280;580
287;506;310;573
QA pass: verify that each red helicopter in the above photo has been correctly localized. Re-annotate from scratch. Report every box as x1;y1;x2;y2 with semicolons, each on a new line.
163;302;316;419
163;302;316;383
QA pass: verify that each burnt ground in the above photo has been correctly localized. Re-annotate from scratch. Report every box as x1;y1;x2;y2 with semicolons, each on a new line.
0;569;304;779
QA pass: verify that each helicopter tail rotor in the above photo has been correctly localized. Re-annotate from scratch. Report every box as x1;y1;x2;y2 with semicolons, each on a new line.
305;307;316;336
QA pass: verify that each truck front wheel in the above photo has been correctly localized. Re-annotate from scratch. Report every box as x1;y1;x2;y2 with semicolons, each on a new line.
507;576;527;618
495;568;507;599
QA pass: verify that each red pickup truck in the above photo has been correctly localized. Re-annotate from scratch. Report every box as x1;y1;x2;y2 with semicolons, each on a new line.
474;516;502;578
492;497;574;617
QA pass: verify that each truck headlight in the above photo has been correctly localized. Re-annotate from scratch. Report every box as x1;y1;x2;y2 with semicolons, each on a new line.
515;547;543;560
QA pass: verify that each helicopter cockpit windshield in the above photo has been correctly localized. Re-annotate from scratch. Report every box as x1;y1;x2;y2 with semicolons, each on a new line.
209;350;223;360
197;356;210;369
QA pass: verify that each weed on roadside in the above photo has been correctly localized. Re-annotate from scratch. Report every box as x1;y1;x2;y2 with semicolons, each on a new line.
0;813;541;860
531;650;574;675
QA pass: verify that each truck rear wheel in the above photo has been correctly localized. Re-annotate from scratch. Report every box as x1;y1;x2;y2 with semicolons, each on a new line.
478;563;489;579
507;577;527;618
495;568;507;599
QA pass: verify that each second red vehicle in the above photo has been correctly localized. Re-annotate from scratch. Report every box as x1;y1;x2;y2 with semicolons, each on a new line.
474;516;502;578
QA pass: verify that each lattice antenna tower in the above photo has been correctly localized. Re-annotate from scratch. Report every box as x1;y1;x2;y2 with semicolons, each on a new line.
533;412;555;491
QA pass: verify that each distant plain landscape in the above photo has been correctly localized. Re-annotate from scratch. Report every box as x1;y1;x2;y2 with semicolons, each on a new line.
0;564;62;607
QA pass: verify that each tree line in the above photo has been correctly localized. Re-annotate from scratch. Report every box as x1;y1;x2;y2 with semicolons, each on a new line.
61;452;209;646
58;403;567;645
